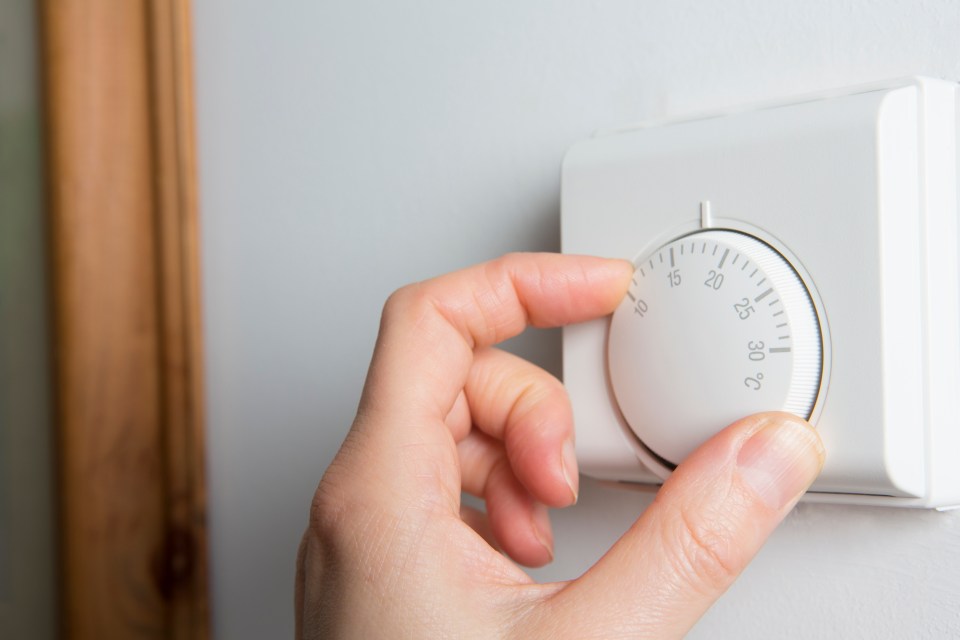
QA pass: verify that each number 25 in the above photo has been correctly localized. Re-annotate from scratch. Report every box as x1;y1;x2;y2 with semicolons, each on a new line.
734;298;754;320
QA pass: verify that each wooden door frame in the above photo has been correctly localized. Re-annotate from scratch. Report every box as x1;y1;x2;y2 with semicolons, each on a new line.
40;1;208;637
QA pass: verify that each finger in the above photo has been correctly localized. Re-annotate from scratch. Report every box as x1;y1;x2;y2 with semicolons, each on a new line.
457;428;504;497
345;254;631;514
458;430;554;566
466;347;578;507
487;465;553;568
360;253;632;424
526;412;824;638
445;390;471;442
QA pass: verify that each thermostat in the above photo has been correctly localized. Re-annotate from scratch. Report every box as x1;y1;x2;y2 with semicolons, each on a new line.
561;76;960;508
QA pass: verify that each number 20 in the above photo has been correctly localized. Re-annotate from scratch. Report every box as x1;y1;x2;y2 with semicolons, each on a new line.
704;270;724;290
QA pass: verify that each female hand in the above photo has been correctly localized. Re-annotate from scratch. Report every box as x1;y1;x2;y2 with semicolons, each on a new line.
296;253;824;639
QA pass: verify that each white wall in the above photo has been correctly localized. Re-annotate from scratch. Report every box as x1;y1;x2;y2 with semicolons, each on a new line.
193;2;960;637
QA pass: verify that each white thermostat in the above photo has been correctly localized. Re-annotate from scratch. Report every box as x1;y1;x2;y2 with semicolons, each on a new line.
562;76;960;508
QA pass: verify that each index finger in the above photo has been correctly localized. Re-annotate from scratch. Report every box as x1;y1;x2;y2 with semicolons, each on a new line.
359;253;633;424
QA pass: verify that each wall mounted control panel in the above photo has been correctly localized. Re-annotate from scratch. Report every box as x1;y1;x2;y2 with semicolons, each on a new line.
562;77;960;508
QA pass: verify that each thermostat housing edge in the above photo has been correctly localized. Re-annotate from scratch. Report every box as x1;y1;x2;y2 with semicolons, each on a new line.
561;76;960;508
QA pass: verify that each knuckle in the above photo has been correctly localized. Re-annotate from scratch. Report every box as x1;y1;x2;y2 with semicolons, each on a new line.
666;505;741;595
307;450;360;549
308;479;347;545
382;282;451;339
506;382;568;447
382;283;425;322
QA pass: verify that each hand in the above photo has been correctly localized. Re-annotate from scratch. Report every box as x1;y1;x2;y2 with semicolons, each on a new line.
295;253;825;639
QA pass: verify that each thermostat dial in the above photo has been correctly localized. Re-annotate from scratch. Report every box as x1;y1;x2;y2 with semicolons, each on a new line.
607;229;823;466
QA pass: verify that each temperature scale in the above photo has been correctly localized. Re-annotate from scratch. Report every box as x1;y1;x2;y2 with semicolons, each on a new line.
562;77;960;508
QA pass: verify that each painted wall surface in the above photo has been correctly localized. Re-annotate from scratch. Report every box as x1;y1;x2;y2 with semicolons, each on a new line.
193;2;960;637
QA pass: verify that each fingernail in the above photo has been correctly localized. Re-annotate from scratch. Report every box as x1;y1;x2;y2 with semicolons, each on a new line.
561;439;579;504
531;502;554;561
736;418;825;510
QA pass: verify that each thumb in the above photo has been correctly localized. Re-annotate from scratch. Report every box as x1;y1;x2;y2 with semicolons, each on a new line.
531;412;824;639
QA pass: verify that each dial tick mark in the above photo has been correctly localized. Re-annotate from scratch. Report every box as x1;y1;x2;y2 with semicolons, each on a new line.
754;288;773;302
718;248;730;269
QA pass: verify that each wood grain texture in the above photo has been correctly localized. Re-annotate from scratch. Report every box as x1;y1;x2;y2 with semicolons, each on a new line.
40;0;208;637
148;0;210;636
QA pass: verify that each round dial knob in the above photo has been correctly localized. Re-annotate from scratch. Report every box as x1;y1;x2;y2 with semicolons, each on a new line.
607;229;823;466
